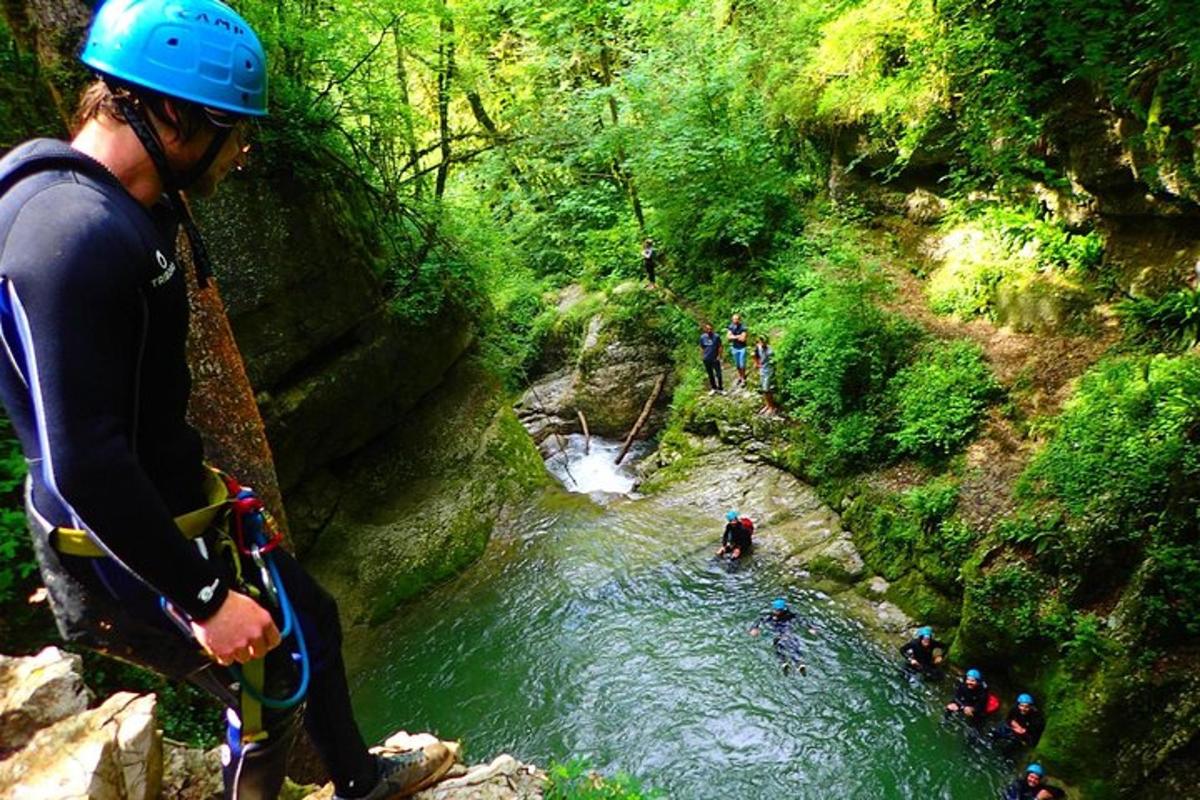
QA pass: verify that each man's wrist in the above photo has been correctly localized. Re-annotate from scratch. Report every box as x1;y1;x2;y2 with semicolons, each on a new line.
176;576;230;621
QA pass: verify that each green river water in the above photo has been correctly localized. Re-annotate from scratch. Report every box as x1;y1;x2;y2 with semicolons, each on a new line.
344;438;1015;799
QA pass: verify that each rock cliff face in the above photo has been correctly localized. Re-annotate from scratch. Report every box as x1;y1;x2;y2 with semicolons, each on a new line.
515;286;677;450
199;168;547;603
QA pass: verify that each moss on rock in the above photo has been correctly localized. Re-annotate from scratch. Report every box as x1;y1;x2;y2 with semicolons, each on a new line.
300;357;549;625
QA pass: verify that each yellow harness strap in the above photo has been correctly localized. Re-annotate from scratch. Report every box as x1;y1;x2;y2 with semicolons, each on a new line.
49;468;229;558
46;467;272;744
239;658;268;742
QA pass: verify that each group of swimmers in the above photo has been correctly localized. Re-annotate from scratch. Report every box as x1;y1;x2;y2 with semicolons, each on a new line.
717;510;1069;797
901;627;1067;798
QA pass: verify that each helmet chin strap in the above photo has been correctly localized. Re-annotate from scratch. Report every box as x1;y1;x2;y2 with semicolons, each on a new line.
112;90;230;288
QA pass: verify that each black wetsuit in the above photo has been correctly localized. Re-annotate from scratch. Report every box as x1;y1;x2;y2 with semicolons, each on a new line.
951;678;989;713
899;636;946;672
1003;779;1065;799
0;140;377;799
721;520;752;554
994;705;1045;748
754;609;807;666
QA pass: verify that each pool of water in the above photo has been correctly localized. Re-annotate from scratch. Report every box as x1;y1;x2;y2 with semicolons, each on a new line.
344;445;1013;799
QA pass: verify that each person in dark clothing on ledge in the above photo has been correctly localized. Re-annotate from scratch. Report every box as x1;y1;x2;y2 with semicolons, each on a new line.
900;625;946;676
0;2;453;798
699;322;724;394
715;510;752;560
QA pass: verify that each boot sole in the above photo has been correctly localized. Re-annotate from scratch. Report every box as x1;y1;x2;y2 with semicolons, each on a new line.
390;749;458;799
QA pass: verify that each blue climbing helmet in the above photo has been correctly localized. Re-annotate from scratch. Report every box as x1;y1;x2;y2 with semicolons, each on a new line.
1017;693;1035;705
1026;763;1045;777
917;626;933;638
966;668;982;681
726;510;738;522
772;598;788;611
81;0;268;117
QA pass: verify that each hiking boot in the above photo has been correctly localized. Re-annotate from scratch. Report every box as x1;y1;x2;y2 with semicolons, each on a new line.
333;743;456;800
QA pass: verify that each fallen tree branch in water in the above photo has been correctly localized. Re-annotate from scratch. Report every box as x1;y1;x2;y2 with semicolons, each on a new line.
615;372;667;466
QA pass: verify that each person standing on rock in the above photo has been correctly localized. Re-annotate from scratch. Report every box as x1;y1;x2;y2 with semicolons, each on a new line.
699;322;724;394
726;313;749;387
641;237;657;286
753;335;778;416
0;2;453;799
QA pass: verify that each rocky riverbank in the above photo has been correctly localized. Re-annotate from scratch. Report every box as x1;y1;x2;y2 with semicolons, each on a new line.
632;413;915;641
0;648;546;800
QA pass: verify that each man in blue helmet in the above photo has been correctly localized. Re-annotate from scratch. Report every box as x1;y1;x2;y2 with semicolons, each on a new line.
715;510;753;559
899;625;946;676
945;668;990;720
1002;764;1066;800
0;2;454;798
993;693;1046;750
749;597;817;675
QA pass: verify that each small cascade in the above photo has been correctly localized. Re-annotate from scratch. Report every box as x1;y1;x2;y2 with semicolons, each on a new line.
543;434;649;495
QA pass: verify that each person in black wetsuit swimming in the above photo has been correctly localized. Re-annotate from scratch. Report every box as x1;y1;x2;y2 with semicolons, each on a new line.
715;510;753;560
900;625;946;676
0;2;453;798
1002;764;1066;799
749;598;817;675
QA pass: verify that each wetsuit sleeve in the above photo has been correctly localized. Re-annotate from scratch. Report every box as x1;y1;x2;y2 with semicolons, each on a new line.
2;186;228;619
899;639;915;657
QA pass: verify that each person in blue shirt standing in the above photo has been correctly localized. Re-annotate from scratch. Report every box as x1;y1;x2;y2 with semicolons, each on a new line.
727;313;749;387
699;322;724;394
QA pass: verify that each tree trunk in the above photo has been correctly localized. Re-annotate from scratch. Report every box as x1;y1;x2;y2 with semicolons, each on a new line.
434;4;455;200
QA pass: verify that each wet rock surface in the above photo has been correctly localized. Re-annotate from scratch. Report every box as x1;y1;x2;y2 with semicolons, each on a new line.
639;413;912;638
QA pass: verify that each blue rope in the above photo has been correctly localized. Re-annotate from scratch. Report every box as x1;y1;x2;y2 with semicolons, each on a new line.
231;552;310;709
225;498;310;710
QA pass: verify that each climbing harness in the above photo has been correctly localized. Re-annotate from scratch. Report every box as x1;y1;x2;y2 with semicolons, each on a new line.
43;465;310;742
220;476;311;715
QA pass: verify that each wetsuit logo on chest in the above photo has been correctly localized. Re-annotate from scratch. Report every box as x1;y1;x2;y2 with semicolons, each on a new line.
151;249;177;288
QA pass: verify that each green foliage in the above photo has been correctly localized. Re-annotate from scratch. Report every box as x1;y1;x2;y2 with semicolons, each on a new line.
0;16;64;149
1135;533;1200;645
769;0;948;168
775;278;916;419
604;287;694;349
889;340;999;457
903;476;960;532
1060;613;1119;674
928;205;1102;321
959;561;1072;659
0;416;31;606
1022;355;1200;525
81;653;221;747
545;759;661;800
1116;287;1200;351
